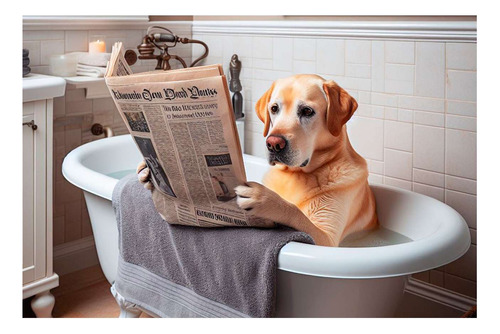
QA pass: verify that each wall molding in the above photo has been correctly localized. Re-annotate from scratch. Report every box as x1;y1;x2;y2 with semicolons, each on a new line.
192;20;476;42
23;16;192;31
23;17;476;42
53;236;100;276
405;277;476;312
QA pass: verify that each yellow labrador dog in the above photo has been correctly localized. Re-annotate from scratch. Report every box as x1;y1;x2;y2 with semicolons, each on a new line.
138;74;377;246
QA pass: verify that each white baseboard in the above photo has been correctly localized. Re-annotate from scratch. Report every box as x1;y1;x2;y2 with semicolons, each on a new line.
403;277;476;315
53;236;100;276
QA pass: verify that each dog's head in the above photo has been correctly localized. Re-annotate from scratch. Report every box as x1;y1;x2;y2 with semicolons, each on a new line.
255;74;358;168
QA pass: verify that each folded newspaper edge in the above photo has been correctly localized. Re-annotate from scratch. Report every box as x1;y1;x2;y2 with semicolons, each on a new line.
105;42;274;228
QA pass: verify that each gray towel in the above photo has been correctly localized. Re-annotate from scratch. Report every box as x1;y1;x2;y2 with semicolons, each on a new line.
112;174;313;317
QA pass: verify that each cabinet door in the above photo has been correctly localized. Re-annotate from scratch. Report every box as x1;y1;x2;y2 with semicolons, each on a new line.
23;108;35;284
23;101;47;285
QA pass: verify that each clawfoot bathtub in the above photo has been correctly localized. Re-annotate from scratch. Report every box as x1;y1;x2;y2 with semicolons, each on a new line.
62;135;470;317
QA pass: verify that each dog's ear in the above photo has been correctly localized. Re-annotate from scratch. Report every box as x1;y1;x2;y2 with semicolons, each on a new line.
255;82;275;137
323;80;358;136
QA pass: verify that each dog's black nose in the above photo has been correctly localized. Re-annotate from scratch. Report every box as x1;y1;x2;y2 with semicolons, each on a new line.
266;135;287;153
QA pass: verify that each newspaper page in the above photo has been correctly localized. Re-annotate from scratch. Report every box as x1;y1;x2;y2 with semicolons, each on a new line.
105;42;272;228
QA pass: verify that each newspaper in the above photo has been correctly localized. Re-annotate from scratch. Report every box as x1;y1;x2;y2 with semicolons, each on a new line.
105;42;272;228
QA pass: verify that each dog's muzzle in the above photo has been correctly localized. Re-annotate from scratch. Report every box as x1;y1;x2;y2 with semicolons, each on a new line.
266;135;287;153
266;135;298;166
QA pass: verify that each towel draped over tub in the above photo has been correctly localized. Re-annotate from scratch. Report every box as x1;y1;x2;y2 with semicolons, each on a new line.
111;175;313;317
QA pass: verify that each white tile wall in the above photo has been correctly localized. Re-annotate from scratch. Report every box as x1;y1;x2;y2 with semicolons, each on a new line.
192;31;477;297
415;42;445;98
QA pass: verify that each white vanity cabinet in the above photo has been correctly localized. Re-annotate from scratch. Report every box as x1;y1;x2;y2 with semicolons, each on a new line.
23;74;66;317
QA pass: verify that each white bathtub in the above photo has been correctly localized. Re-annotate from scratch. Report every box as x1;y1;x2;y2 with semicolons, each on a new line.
62;135;471;317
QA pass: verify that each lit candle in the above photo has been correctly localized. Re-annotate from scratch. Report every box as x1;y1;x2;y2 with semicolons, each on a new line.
89;40;106;54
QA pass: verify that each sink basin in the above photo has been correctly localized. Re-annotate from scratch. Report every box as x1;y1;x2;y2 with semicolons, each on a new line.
23;73;66;102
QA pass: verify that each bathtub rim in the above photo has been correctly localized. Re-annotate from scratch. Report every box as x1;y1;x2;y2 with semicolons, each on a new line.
62;135;471;280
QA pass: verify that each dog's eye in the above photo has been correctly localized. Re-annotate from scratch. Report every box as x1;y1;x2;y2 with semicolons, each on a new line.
300;106;315;117
270;104;279;114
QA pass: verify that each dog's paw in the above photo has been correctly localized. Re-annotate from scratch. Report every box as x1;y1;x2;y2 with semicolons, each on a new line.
136;160;154;191
235;182;281;221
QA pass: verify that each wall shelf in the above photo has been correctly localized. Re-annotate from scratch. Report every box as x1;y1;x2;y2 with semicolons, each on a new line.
64;76;109;99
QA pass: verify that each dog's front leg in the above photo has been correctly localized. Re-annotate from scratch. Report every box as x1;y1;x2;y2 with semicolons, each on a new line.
235;182;337;246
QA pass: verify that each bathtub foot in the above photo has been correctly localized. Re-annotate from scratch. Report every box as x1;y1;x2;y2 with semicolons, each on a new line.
111;285;142;318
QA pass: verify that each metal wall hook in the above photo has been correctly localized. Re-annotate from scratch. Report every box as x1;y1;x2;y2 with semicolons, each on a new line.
23;120;37;130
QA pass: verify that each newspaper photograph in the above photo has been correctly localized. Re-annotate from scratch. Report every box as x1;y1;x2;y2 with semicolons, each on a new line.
105;42;273;228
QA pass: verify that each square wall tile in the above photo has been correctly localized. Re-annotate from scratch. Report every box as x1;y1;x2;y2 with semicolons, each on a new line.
293;38;316;61
385;63;414;81
385;62;414;95
414;111;445;127
384;149;412;181
415;42;445;98
446;101;476;117
316;39;344;76
384;120;412;152
413;125;445;173
272;37;293;71
446;43;477;71
413;168;444;188
345;40;371;64
445;115;476;132
253;36;273;59
65;30;89;52
398;109;414;123
345;63;371;78
384;107;398;120
445;190;476;229
385;41;415;64
40;39;65;65
446;70;477;102
293;60;316;74
445;175;476;195
346;116;384;161
445;129;476;179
